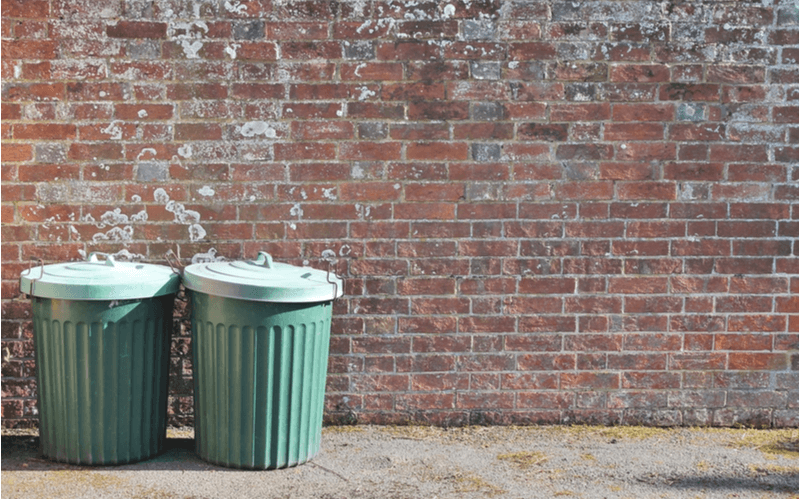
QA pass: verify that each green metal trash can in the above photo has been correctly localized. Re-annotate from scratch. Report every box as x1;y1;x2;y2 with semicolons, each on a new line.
183;251;342;469
19;253;180;465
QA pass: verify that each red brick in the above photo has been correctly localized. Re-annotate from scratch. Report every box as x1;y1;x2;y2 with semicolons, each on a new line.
669;124;725;141
341;63;403;81
729;353;789;371
565;221;624;238
707;65;765;84
396;204;456;221
115;103;173;120
516;83;565;101
616;143;675;161
556;144;614;161
728;316;787;333
340;142;402;161
519;316;576;333
1;144;32;162
609;277;668;294
408;102;469;121
2;0;49;17
3;83;64;102
599;162;655;181
453;123;514;140
412;298;469;315
14;124;76;140
445;41;505;60
664;162;725;181
605;123;664;141
376;41;440;61
715;258;773;275
617;182;676;201
68;143;124;160
519;277;575;295
281;41;339;60
2;40;57;59
406;142;469;161
509;42;556;60
231;83;284;99
551;103;610;122
774;106;799;123
174;123;222;141
339;182;401;201
274;142;336;161
407;61;470;81
518;123;568;142
269;22;328;39
562;373;619;390
107;21;166;38
610;64;670;82
612;103;674;122
659;84;720;101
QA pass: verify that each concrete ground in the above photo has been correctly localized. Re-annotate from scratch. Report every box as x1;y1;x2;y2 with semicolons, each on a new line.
2;425;798;499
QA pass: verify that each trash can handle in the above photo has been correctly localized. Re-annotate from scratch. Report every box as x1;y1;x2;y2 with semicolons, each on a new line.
165;249;184;276
254;251;273;269
88;252;116;267
21;258;44;297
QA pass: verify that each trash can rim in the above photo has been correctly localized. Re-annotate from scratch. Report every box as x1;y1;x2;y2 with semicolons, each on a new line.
19;256;180;300
183;253;342;303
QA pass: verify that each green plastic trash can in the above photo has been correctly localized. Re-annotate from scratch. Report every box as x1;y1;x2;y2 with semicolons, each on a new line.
19;253;180;465
183;251;343;470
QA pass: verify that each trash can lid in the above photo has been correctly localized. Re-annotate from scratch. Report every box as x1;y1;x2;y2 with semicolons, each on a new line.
183;251;343;303
19;253;181;300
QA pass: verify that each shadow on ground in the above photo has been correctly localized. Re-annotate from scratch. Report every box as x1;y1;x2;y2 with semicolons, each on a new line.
1;436;221;472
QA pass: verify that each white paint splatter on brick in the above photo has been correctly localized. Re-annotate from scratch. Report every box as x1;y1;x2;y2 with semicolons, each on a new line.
101;121;123;140
356;86;376;101
191;247;226;264
223;0;248;14
180;40;204;59
224;43;241;59
154;188;207;242
137;148;158;161
153;188;170;205
130;210;148;222
198;186;215;197
92;225;133;243
240;121;277;138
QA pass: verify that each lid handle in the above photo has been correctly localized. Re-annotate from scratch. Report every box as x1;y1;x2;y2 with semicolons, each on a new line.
254;251;273;269
88;252;116;267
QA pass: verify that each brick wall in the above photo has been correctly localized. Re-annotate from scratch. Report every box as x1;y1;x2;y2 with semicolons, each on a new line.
1;0;798;429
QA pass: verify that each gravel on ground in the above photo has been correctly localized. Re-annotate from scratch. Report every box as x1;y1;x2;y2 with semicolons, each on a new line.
2;425;797;498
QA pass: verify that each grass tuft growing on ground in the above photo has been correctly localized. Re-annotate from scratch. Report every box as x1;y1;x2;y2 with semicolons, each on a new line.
497;451;549;468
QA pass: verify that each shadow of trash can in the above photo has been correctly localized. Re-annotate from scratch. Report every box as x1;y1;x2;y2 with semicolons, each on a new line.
19;253;180;465
183;251;342;469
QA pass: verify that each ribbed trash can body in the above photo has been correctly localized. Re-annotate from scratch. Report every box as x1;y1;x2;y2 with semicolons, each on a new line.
20;254;179;465
191;294;331;469
184;251;342;470
32;295;173;464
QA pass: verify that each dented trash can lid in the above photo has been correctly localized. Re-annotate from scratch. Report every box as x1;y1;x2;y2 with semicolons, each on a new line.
183;251;343;303
19;253;180;300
